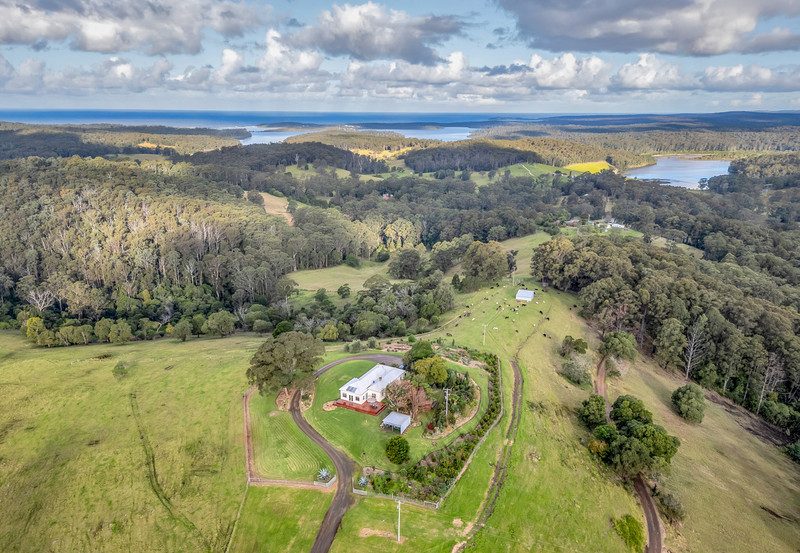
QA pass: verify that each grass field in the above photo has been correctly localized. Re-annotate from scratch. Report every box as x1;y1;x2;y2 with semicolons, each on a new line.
426;280;643;552
564;160;614;173
610;358;800;553
305;358;489;469
249;391;332;479
230;487;332;552
258;192;293;225
0;332;263;552
289;260;393;292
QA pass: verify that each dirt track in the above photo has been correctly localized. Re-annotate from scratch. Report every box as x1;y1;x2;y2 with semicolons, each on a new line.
594;360;663;553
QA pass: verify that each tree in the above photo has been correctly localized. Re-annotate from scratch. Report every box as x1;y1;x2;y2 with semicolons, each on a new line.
318;322;339;342
683;315;708;379
172;319;192;342
247;331;324;394
26;316;55;347
671;383;706;423
108;321;133;344
191;314;206;337
94;318;114;343
403;340;434;365
757;354;785;415
384;379;432;419
414;356;448;385
560;335;588;357
610;395;653;428
597;331;637;374
579;394;607;429
389;249;424;279
273;320;293;337
385;436;410;464
463;241;508;284
337;284;351;298
203;310;236;337
654;318;686;369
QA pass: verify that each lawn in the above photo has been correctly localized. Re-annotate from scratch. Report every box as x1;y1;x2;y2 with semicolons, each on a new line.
0;332;263;553
305;358;490;470
249;391;332;480
230;487;332;553
610;358;800;553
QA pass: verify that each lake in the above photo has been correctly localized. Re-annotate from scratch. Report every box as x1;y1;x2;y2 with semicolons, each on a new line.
625;156;730;188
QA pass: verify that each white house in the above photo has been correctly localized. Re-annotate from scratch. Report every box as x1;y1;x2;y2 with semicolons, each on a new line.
339;364;406;405
516;289;535;302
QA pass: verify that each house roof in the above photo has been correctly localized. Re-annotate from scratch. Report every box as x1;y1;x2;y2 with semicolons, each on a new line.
516;289;535;301
382;411;411;428
339;364;406;397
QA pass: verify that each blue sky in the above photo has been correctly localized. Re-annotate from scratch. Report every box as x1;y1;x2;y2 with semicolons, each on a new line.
1;0;799;112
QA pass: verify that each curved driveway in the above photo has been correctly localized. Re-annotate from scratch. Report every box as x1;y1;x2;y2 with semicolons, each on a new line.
294;353;403;553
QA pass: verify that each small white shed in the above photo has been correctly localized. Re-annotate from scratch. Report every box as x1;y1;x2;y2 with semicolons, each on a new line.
516;289;535;302
382;411;411;434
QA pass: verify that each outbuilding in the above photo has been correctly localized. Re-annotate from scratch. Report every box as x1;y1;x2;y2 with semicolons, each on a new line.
382;411;412;434
516;289;535;302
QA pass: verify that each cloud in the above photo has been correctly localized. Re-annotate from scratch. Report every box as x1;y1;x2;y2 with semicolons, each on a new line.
612;54;686;90
701;63;800;92
288;2;465;64
497;0;800;55
0;0;264;55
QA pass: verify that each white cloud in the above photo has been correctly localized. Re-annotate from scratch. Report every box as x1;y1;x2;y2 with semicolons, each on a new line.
0;1;263;55
701;63;800;92
498;0;800;55
288;2;465;64
613;54;686;90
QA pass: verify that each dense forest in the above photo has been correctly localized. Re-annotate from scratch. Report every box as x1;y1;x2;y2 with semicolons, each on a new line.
184;142;389;174
401;141;543;172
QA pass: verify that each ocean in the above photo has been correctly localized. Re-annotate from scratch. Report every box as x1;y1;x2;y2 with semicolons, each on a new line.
0;109;553;143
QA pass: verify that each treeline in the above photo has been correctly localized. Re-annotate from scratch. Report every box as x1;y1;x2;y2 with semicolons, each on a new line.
402;141;543;172
532;235;800;440
729;153;800;186
286;130;438;152
486;137;653;169
184;142;389;174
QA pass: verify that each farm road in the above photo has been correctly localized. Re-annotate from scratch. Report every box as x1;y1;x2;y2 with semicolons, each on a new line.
298;354;403;553
594;362;663;553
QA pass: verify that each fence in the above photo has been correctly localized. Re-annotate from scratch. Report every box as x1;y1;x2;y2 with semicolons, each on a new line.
352;487;441;510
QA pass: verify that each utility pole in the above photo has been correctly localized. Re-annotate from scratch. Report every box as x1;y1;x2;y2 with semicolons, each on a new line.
444;388;451;424
482;323;487;346
397;500;401;543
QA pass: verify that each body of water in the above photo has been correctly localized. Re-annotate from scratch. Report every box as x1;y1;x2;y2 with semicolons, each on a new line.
625;156;730;188
0;110;559;144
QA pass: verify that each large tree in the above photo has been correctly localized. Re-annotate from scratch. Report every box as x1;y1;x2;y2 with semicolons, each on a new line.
247;331;325;394
463;241;508;283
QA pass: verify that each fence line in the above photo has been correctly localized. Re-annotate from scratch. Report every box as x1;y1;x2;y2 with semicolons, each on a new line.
352;488;441;510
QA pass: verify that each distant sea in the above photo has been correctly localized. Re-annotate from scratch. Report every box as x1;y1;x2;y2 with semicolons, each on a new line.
0;109;557;143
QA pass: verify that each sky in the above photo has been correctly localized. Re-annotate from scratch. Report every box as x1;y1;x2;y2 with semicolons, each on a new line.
1;0;800;113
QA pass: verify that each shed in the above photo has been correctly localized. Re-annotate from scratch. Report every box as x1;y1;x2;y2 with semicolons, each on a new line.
382;411;411;434
516;289;535;302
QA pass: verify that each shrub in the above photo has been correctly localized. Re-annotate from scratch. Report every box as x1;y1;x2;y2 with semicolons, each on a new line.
578;394;607;429
367;337;378;349
112;361;129;380
348;340;364;353
653;488;685;523
203;310;236;337
612;514;645;552
337;284;351;298
252;320;272;334
558;359;591;386
344;254;360;268
671;383;705;423
317;467;332;482
785;440;800;464
273;320;293;337
386;436;410;465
